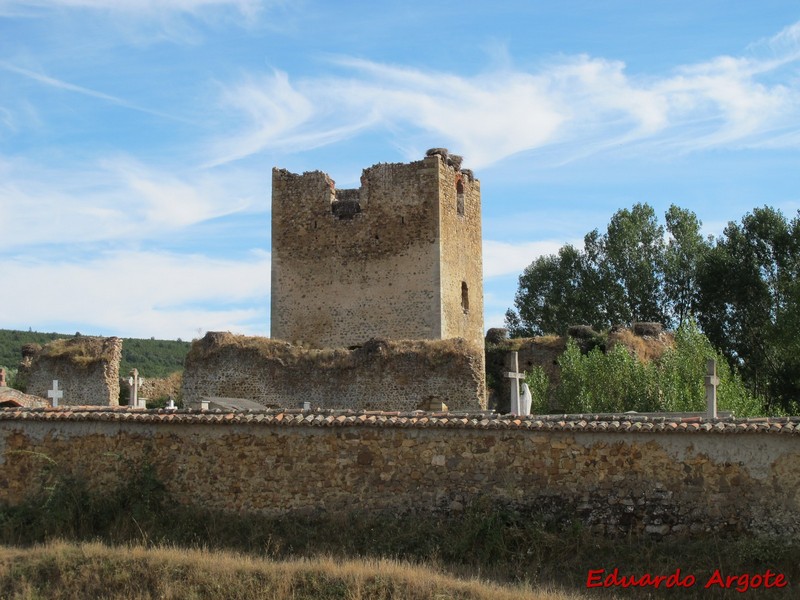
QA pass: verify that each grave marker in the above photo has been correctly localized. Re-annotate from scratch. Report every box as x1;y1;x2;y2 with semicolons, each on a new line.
705;359;719;419
128;368;146;409
47;380;63;407
505;351;527;416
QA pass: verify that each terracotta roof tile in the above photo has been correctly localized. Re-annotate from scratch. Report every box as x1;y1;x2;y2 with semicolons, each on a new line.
0;407;797;434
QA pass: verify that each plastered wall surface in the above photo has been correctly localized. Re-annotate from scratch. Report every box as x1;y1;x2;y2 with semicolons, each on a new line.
1;410;798;539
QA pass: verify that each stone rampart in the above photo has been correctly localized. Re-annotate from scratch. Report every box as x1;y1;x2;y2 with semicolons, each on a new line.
182;333;485;411
0;409;798;539
20;337;122;407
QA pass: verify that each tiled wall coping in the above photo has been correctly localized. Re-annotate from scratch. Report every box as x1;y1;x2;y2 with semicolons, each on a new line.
1;407;797;434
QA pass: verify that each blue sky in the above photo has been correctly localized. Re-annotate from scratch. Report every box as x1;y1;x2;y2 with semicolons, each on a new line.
1;0;799;341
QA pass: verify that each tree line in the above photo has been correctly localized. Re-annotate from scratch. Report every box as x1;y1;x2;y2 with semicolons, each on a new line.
0;329;190;385
505;204;799;413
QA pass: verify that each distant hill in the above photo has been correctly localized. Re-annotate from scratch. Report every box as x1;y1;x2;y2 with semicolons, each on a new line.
0;329;190;379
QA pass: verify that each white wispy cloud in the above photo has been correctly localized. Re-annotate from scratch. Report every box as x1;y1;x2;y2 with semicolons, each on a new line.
484;312;510;330
205;70;373;167
2;250;271;339
0;0;264;17
0;0;280;45
483;240;563;279
209;20;800;168
0;62;191;122
0;156;265;250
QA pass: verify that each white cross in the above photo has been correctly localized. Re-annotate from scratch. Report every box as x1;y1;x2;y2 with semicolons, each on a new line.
47;380;63;407
128;368;146;409
505;351;526;415
705;359;719;419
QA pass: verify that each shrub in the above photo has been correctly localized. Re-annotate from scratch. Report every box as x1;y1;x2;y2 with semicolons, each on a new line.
551;321;761;416
524;366;550;414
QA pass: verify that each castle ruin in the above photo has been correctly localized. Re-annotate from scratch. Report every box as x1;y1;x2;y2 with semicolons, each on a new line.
184;149;486;410
271;148;484;352
17;336;122;407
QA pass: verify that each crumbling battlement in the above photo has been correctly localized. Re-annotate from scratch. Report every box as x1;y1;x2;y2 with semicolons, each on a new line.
18;336;121;406
271;150;483;355
182;332;485;411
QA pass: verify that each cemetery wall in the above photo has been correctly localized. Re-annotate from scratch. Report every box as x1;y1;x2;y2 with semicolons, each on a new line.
19;337;121;407
271;151;484;352
182;332;485;411
136;372;182;403
1;410;798;539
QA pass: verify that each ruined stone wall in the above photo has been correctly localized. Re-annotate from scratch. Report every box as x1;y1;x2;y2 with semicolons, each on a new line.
271;152;483;352
22;337;121;407
182;332;485;411
137;372;182;402
1;410;798;539
271;160;441;348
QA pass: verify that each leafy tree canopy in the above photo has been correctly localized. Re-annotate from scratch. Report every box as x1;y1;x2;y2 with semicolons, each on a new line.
507;203;708;336
507;203;799;413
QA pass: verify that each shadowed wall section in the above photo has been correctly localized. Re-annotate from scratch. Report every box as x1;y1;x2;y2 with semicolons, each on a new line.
1;410;798;539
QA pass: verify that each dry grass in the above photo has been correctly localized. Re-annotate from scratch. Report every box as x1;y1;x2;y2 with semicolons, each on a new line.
0;541;584;600
39;337;119;368
187;332;481;368
607;329;674;363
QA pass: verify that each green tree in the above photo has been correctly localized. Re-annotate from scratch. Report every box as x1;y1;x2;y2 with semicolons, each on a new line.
697;207;799;412
506;244;601;336
555;340;656;414
507;203;671;334
664;205;710;327
506;202;796;414
600;203;666;325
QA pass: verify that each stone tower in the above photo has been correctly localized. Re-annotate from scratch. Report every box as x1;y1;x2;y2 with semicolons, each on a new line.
271;149;484;352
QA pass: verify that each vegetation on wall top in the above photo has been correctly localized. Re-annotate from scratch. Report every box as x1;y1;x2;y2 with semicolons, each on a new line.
187;331;481;367
0;329;190;381
39;336;118;368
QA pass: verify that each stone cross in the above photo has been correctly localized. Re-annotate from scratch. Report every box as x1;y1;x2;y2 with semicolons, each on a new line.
505;351;526;416
705;359;719;419
48;380;63;408
128;368;145;409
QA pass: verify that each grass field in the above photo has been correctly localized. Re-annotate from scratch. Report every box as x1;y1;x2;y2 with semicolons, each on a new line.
0;451;796;598
0;541;583;600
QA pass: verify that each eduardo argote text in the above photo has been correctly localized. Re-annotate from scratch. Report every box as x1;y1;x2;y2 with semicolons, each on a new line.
586;568;788;593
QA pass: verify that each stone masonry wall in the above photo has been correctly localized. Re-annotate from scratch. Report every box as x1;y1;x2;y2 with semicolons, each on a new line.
437;159;483;351
182;332;485;411
1;410;798;539
136;372;182;403
271;152;483;352
271;160;441;348
22;337;122;407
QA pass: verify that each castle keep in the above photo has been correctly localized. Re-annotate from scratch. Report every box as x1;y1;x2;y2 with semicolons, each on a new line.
182;150;486;410
271;149;484;352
